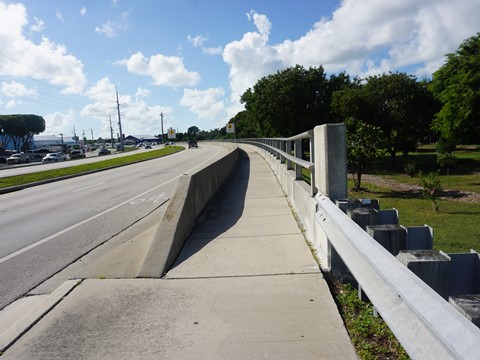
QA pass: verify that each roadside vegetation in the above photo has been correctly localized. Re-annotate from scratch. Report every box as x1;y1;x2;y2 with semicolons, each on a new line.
0;146;184;189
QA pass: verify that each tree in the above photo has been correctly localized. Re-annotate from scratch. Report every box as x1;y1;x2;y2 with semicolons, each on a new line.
430;32;480;145
332;73;437;168
0;114;45;151
345;118;384;191
229;110;258;138
332;85;386;190
186;126;200;139
420;171;442;212
363;73;437;167
240;65;351;137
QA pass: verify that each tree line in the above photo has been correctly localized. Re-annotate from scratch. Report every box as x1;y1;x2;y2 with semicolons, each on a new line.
0;114;46;152
224;32;479;189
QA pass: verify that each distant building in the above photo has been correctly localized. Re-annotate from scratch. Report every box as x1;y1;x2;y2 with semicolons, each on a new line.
124;135;159;145
33;135;77;148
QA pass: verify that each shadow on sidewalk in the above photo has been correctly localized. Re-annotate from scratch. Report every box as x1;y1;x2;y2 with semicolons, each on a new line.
168;148;250;270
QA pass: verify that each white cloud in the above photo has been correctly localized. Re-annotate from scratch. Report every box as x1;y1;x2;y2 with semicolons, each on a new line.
80;78;171;136
44;110;75;135
247;10;271;37
222;1;480;108
1;81;36;97
80;7;87;16
119;52;200;87
95;21;118;37
55;9;64;22
0;2;87;94
188;34;208;47
6;99;17;109
135;87;150;99
203;47;223;55
83;77;117;102
180;88;225;120
30;16;45;32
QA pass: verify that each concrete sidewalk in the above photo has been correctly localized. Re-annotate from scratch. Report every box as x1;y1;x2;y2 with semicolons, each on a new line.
1;147;357;359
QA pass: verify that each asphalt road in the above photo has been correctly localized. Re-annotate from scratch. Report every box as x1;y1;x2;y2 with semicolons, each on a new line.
0;143;228;310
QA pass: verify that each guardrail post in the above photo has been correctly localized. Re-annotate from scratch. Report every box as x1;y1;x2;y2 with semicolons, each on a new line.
313;124;347;202
294;139;302;180
286;141;293;170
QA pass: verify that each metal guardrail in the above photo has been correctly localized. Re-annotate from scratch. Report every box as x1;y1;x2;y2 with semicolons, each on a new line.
233;125;480;359
234;130;316;195
315;193;480;359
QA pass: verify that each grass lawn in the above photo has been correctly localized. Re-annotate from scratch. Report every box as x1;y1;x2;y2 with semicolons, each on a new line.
353;146;480;253
348;180;480;253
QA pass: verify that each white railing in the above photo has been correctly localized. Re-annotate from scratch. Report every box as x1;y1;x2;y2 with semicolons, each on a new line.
231;124;480;360
234;130;316;195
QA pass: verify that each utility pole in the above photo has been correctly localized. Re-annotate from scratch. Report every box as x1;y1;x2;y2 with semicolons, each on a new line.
90;129;94;141
73;125;78;146
109;115;114;148
159;112;164;144
116;87;124;151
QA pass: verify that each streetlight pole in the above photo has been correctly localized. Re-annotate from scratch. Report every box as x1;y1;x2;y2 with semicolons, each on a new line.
160;112;164;144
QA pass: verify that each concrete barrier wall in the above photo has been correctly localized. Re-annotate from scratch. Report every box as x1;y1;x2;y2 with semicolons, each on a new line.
137;145;239;277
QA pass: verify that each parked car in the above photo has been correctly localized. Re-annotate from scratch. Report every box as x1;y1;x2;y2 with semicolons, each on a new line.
6;153;30;165
42;152;67;163
145;144;152;149
188;140;198;149
98;148;111;156
70;150;86;159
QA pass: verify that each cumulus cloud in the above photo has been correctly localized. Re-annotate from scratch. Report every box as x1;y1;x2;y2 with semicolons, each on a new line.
83;77;117;102
80;78;171;136
0;2;87;93
247;10;271;37
223;1;480;107
1;81;37;98
180;88;225;120
44;110;75;135
80;7;87;16
118;52;200;87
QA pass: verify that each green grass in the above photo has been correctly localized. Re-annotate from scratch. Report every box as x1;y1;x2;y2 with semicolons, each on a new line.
0;146;184;189
349;180;480;253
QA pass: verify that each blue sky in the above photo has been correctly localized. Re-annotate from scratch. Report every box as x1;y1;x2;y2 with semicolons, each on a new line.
0;0;479;139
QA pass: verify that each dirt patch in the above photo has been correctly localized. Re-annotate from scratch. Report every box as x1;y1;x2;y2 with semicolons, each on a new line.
361;174;480;203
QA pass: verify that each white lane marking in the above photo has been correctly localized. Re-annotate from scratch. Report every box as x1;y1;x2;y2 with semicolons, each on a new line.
73;182;106;193
0;147;221;264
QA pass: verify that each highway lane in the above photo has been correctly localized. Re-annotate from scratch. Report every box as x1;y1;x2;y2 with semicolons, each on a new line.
0;145;172;178
0;142;230;309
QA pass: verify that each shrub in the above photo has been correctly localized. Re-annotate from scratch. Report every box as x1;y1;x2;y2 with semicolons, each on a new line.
419;171;442;212
404;163;417;177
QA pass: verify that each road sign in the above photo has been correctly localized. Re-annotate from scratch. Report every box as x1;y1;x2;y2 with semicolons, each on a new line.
226;123;235;134
168;128;176;139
